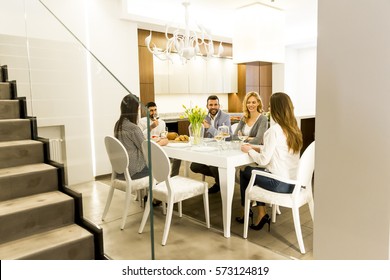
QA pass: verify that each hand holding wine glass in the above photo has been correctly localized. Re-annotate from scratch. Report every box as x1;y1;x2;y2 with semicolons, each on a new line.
237;130;249;142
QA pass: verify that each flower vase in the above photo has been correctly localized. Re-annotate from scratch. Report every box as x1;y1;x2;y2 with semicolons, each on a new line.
188;122;204;146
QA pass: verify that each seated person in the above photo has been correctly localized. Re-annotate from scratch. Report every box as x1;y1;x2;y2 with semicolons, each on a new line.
138;101;181;176
114;95;168;180
232;91;268;145
237;92;302;231
190;95;231;194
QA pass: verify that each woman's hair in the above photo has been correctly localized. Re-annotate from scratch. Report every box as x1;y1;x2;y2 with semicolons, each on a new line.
270;92;303;154
114;94;139;138
242;91;263;119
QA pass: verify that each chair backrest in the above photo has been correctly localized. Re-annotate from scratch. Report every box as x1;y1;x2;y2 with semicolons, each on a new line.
231;122;239;134
141;140;171;183
293;141;315;195
104;136;129;176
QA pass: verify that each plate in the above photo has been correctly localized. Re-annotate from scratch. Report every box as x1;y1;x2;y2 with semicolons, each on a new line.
202;138;215;143
167;142;191;148
191;146;218;152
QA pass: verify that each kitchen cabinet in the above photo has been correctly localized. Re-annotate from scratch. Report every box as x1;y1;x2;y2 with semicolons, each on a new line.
222;58;238;93
153;55;237;94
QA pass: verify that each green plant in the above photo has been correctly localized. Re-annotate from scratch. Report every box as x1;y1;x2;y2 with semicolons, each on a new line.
180;104;207;124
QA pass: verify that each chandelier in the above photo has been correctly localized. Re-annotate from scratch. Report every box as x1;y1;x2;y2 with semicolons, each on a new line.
145;1;223;63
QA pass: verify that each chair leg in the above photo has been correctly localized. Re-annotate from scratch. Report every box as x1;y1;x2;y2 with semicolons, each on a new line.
138;199;150;233
271;204;277;223
162;198;174;246
121;186;133;230
178;201;183;217
162;202;167;215
276;205;281;215
292;206;306;254
203;188;210;228
243;198;251;239
308;199;314;221
101;186;115;220
136;189;144;207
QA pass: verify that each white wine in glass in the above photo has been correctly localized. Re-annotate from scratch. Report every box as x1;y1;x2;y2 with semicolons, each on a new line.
214;134;224;142
237;130;249;142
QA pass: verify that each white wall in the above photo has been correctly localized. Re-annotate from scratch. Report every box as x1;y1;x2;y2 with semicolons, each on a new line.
273;46;317;117
315;0;390;259
0;0;140;184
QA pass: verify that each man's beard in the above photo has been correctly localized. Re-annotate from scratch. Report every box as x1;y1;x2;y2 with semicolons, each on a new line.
150;114;159;120
209;109;218;116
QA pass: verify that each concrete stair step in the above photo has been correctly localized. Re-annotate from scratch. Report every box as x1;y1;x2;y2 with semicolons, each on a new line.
0;82;11;99
0;119;30;140
0;100;19;119
0;191;75;244
0;139;44;169
0;163;58;201
0;224;95;260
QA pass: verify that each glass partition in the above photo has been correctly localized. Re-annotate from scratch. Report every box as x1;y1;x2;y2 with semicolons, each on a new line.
0;0;156;259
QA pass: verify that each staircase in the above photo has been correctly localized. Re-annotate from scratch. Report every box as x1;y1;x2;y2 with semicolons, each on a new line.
0;65;105;259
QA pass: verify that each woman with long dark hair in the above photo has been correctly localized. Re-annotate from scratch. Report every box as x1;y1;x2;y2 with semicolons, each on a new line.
236;92;303;231
114;94;167;180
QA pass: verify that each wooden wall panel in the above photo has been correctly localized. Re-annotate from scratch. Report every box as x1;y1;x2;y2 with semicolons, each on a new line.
138;46;154;84
259;86;272;111
139;83;154;106
260;63;272;87
229;64;246;112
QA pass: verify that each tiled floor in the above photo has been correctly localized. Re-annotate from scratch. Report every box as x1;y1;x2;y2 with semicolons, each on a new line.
69;169;313;260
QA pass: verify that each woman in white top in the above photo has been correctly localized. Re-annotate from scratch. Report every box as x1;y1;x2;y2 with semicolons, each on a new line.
236;92;303;231
233;91;268;145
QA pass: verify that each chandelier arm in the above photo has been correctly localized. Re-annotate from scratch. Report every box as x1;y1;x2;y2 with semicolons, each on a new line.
145;1;223;62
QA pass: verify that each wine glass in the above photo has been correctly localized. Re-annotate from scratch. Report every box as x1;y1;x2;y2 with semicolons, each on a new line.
214;133;224;151
237;130;249;143
218;123;230;139
160;127;168;138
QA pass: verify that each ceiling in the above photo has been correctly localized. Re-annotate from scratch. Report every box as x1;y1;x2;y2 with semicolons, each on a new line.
122;0;318;47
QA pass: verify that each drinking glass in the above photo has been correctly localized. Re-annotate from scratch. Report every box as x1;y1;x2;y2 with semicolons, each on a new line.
218;123;230;139
214;133;224;151
160;127;168;138
237;130;249;143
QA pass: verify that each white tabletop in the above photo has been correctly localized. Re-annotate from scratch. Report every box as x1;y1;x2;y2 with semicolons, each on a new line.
162;141;254;238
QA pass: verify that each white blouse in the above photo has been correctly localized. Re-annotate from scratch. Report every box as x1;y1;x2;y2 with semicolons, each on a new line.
248;123;300;180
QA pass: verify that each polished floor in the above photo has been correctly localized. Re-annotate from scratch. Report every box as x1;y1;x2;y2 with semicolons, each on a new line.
69;168;313;260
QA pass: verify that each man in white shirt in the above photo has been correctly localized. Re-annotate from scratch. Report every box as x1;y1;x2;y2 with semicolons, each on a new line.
138;102;166;138
139;101;180;177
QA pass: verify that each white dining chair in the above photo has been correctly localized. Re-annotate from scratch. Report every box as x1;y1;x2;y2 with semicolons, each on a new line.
102;136;149;230
231;122;239;134
139;140;210;246
243;141;315;254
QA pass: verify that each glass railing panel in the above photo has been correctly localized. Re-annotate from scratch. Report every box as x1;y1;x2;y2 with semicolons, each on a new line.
0;0;156;260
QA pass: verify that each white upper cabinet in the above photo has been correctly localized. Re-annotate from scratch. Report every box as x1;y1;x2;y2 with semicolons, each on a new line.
206;58;224;93
222;58;238;93
153;55;237;94
153;58;169;94
188;57;207;94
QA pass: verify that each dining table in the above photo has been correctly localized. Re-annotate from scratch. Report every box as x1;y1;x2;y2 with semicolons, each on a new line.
162;140;255;238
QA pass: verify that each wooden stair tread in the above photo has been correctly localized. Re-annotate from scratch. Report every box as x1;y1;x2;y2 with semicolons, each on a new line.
0;224;93;260
0;191;72;215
